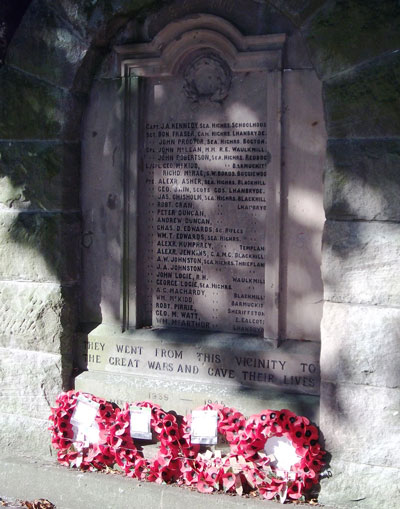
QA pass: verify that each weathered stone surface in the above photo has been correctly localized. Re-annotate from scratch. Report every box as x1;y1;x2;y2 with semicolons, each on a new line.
41;0;97;39
0;281;77;357
0;66;83;140
281;69;325;342
319;459;400;509
323;221;400;306
304;0;400;78
284;29;313;69
76;370;320;423
323;52;400;138
144;0;294;41
321;302;400;389
0;142;80;211
47;0;156;47
0;414;53;459
78;326;321;396
269;0;325;26
320;382;400;468
6;0;89;89
81;77;123;326
0;211;80;283
325;139;400;222
0;349;64;419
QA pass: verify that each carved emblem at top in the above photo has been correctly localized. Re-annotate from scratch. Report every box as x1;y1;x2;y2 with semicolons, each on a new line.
183;54;232;103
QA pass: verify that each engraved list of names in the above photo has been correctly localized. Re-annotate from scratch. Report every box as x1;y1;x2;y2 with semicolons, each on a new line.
138;78;272;336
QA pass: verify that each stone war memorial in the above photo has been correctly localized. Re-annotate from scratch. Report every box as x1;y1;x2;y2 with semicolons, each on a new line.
0;1;399;508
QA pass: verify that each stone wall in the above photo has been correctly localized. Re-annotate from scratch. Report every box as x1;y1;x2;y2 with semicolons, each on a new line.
299;1;400;506
0;0;159;459
0;1;399;507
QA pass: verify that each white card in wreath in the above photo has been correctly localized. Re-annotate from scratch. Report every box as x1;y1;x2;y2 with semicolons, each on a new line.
72;419;100;445
73;426;87;445
71;395;99;428
264;436;301;473
85;422;100;444
130;405;152;440
70;395;100;445
191;410;218;444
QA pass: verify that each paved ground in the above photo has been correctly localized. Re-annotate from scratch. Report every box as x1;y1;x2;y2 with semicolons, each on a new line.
1;457;334;509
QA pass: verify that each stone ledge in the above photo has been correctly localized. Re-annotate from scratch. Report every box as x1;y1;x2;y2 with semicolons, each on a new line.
75;369;320;423
0;456;332;509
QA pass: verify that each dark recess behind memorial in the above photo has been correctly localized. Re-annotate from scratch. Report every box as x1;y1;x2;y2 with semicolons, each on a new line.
0;0;31;65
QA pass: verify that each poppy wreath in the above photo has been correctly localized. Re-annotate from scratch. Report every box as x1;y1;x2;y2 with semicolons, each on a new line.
181;403;247;451
178;403;249;493
49;390;119;471
235;408;326;501
108;400;194;483
50;394;326;500
178;449;278;495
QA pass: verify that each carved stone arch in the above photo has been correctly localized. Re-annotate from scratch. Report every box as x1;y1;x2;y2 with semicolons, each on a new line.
110;14;286;336
115;14;285;77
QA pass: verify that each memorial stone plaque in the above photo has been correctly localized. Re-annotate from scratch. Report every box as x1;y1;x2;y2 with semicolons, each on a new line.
121;16;284;339
140;73;269;336
76;16;321;418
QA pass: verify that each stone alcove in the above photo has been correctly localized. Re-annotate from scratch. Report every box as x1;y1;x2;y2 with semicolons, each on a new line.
1;1;399;507
77;11;325;421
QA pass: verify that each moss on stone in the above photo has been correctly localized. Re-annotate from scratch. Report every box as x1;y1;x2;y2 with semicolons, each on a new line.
268;0;326;26
0;211;80;282
0;142;80;210
324;52;400;137
305;0;400;78
6;0;89;89
325;139;400;221
0;66;71;139
48;0;160;40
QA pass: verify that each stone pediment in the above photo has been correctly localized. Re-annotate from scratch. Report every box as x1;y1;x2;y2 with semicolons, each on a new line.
114;14;285;76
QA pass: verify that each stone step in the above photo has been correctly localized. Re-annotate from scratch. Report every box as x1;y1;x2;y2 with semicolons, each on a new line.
0;456;333;509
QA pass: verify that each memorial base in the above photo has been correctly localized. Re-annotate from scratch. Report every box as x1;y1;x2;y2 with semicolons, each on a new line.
75;370;319;422
76;325;320;421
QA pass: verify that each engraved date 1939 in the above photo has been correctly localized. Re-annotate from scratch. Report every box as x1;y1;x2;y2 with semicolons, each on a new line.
148;392;169;402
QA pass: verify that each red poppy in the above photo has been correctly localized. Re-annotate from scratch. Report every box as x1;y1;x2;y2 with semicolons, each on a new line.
197;474;214;494
221;471;236;492
287;479;303;499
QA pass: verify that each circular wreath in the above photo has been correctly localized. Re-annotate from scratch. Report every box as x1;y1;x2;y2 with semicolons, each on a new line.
235;408;326;501
179;403;250;493
108;401;192;483
49;394;326;500
49;390;119;471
